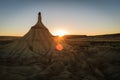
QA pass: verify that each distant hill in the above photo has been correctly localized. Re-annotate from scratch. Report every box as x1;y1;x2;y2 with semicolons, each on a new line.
0;36;21;41
64;35;87;39
0;33;120;41
94;33;120;37
88;33;120;40
63;33;120;39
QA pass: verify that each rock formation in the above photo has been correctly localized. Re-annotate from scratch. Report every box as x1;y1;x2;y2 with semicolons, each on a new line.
0;12;75;64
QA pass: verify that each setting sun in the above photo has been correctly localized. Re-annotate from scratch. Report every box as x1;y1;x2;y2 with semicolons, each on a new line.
53;30;67;37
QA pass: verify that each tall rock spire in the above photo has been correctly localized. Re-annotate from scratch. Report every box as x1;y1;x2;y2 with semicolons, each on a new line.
22;12;55;54
32;12;47;29
37;12;42;24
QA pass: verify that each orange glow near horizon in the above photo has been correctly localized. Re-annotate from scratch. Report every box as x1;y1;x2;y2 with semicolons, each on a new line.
53;30;67;37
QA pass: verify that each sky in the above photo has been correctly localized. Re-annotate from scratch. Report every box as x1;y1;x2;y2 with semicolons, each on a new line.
0;0;120;36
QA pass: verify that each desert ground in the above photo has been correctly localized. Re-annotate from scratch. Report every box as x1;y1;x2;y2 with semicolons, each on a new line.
0;34;120;80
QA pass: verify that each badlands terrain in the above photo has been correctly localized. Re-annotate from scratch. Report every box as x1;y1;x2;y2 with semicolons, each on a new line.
0;34;120;80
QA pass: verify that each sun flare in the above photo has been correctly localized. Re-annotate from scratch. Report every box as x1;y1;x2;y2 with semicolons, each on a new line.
53;30;67;37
